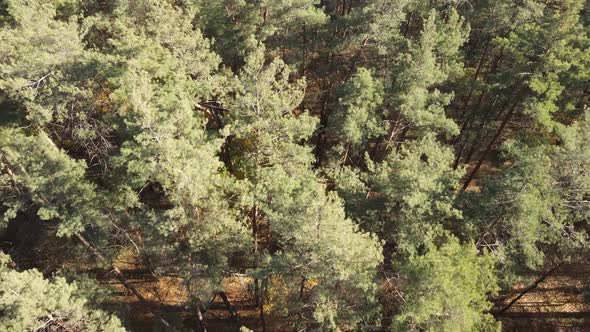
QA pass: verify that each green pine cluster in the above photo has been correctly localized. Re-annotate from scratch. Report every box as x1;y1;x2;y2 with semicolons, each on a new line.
1;0;589;331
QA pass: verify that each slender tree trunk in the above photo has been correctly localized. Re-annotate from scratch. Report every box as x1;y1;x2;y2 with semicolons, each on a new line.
456;93;507;170
219;291;240;325
460;96;521;192
395;126;410;152
259;279;267;332
454;44;506;162
299;277;306;300
314;81;331;167
456;135;477;169
454;90;487;147
453;44;506;148
251;206;260;308
195;299;207;332
459;39;555;185
455;39;491;125
403;12;413;37
76;234;146;303
76;234;171;327
452;143;466;170
302;24;307;78
461;142;478;169
497;263;563;314
453;113;487;170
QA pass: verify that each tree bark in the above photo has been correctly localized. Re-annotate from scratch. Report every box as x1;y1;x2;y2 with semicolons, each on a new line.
299;277;306;300
454;90;487;148
453;113;487;170
496;263;563;314
302;24;307;78
454;38;491;128
76;234;171;328
259;279;267;332
218;291;240;325
460;95;521;192
314;81;332;167
195;299;207;332
251;206;260;308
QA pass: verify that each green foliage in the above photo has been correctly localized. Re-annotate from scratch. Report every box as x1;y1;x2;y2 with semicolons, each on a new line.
0;128;102;237
368;5;469;137
105;0;249;292
0;0;120;170
0;0;589;330
390;9;467;135
330;67;385;150
553;112;590;226
494;0;590;130
0;0;85;127
193;0;326;69
0;253;125;331
370;135;464;255
225;46;316;171
225;48;382;328
393;236;500;332
463;114;590;280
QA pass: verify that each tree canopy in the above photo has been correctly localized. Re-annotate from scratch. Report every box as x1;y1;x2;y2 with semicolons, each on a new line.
1;0;589;330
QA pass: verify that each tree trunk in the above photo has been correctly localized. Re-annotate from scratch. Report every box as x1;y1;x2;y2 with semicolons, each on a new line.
395;126;410;152
219;291;240;325
455;38;491;126
259;279;267;332
76;234;171;328
460;96;521;192
251;206;260;308
496;263;563;314
299;277;306;300
453;113;487;170
195;299;207;332
302;24;307;78
314;81;331;167
454;90;487;147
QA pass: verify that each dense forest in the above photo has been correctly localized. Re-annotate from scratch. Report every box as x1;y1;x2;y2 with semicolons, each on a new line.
0;0;589;331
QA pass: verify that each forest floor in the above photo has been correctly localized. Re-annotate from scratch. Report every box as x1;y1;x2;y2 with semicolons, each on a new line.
495;261;590;331
106;250;590;331
107;250;270;331
4;213;590;331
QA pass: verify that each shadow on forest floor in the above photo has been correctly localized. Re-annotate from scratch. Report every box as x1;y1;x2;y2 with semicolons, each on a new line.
495;261;590;332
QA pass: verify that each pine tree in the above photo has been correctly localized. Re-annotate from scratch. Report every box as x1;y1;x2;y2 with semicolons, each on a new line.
0;253;125;331
0;128;102;237
104;0;250;299
1;0;589;329
191;0;326;71
0;0;114;171
459;0;590;189
462;112;590;281
392;236;499;332
327;67;385;166
1;0;248;319
224;47;382;329
369;134;464;256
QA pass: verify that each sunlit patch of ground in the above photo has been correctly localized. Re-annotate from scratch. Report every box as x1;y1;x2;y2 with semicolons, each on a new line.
104;250;281;331
103;243;590;331
497;262;590;331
